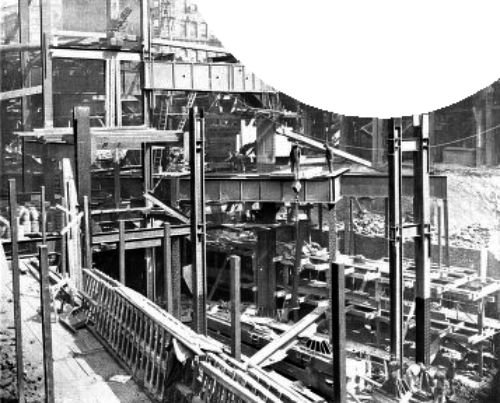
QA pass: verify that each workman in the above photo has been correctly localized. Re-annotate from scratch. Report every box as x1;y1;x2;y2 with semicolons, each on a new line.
404;362;422;393
433;372;449;403
290;141;301;178
324;142;335;173
234;152;246;173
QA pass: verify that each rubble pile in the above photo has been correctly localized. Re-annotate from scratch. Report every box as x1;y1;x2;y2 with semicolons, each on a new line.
448;224;491;249
351;213;386;237
348;212;492;250
0;330;43;402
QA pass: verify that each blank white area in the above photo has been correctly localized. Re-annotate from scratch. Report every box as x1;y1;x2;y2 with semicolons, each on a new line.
197;0;500;118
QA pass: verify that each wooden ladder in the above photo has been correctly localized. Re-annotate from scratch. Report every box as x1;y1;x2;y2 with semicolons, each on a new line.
158;98;169;130
177;92;197;131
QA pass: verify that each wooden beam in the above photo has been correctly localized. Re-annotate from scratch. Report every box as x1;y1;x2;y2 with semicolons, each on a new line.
0;85;42;101
278;128;373;168
246;305;327;368
144;192;189;224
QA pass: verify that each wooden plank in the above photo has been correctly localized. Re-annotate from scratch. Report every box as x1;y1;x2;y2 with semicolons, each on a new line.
246;305;327;368
144;193;189;224
0;85;42;101
39;245;55;403
92;225;190;245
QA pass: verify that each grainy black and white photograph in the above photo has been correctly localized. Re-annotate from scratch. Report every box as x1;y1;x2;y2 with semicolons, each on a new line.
1;1;500;402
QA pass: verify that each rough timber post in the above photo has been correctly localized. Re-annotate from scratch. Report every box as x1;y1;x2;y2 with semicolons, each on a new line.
163;223;173;314
9;180;25;401
230;255;242;360
39;245;55;403
414;114;431;365
190;107;207;334
388;119;404;371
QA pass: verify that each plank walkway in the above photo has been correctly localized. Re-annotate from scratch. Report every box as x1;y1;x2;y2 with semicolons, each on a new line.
0;243;151;403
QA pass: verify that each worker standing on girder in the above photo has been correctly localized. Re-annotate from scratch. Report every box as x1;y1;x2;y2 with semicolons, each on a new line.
324;142;335;173
290;141;301;178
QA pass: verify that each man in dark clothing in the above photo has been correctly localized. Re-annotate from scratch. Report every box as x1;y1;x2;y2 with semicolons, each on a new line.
324;142;335;173
290;142;301;178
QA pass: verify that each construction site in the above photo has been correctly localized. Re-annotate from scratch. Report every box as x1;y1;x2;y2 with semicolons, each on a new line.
2;1;500;402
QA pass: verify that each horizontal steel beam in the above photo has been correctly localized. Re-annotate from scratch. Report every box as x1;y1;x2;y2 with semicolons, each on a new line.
341;173;447;199
179;173;342;204
145;61;275;93
177;173;447;203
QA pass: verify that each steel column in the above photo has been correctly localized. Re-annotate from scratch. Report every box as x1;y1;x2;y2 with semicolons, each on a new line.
256;228;276;317
414;114;431;364
40;0;53;128
119;220;126;285
327;204;337;343
74;106;92;206
190;107;207;334
83;196;92;269
331;262;346;403
388;119;404;371
171;236;182;319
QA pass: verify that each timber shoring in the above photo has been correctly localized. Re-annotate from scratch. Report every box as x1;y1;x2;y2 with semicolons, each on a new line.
81;268;317;403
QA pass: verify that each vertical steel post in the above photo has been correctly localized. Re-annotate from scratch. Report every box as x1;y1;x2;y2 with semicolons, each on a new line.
349;197;354;255
331;262;346;403
41;186;47;244
40;0;53;128
83;196;92;269
171;236;182;319
478;299;485;377
437;202;443;271
327;204;337;343
9;180;24;402
292;206;303;321
414;114;431;364
163;223;173;313
113;162;121;209
230;255;242;360
388;119;404;371
443;198;450;267
74;106;91;206
190;107;207;334
39;245;55;403
119;220;126;285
